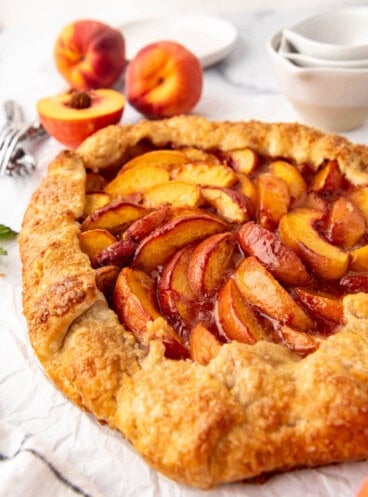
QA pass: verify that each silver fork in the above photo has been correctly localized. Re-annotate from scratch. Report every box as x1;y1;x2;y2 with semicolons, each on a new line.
0;100;45;177
0;125;27;176
5;145;36;176
0;99;27;176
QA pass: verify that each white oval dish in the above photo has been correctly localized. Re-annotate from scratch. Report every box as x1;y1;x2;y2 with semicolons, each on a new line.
283;7;368;61
119;15;238;68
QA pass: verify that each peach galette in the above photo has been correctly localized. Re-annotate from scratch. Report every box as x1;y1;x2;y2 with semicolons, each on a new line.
19;116;368;489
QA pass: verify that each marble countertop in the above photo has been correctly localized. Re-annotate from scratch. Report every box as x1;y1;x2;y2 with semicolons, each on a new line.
3;4;368;136
1;3;368;497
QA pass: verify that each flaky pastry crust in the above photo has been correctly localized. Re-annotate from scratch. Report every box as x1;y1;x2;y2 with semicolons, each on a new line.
19;116;368;488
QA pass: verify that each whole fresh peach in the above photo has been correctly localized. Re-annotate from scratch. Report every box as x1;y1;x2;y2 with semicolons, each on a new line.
54;19;126;90
125;41;203;119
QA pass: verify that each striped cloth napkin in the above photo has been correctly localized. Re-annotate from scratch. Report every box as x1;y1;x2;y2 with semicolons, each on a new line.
0;421;106;497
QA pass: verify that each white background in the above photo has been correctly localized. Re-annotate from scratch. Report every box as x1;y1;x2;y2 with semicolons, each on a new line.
0;0;355;28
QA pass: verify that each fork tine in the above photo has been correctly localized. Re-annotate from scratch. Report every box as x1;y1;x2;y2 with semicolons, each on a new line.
6;150;36;177
0;128;24;176
0;125;13;150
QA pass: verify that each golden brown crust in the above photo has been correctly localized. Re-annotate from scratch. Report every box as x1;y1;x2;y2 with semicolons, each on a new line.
19;151;97;360
78;115;368;184
19;116;368;489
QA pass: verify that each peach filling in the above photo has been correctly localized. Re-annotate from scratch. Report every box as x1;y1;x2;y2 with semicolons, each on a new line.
79;146;368;364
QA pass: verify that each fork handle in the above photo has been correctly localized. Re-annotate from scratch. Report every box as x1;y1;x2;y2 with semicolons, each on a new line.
4;100;24;126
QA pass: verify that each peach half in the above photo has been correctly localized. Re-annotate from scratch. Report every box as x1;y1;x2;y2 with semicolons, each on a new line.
37;89;125;149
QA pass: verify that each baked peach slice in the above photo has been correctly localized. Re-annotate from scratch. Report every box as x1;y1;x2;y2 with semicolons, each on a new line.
256;173;290;230
37;89;125;149
293;288;344;324
274;325;319;357
123;205;171;242
85;172;107;192
84;192;111;215
114;267;160;334
189;323;221;366
278;207;349;280
95;264;120;298
237;221;311;286
167;208;230;223
157;243;199;332
94;238;137;267
81;199;148;234
104;164;170;198
132;214;227;273
310;160;343;194
339;273;368;293
143;181;202;208
326;196;365;248
147;318;190;360
201;186;251;223
236;173;258;214
269;160;307;206
188;232;236;297
303;192;329;215
227;148;259;175
173;163;237;187
180;147;219;164
217;278;268;344
234;256;314;331
79;228;116;267
113;268;188;358
350;245;368;272
95;206;170;267
349;186;368;224
119;149;187;172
